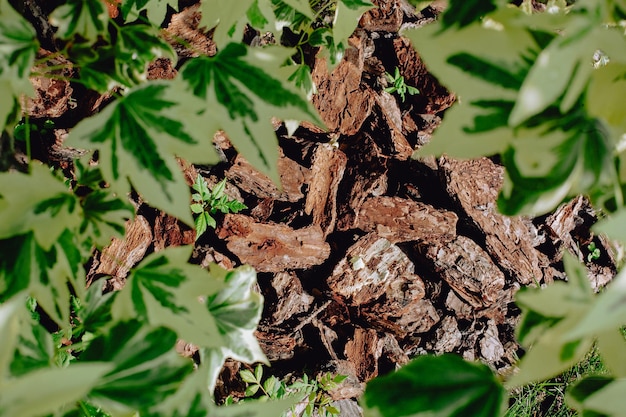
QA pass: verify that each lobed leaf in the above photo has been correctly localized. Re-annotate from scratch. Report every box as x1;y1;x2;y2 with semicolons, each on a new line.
50;0;109;43
441;0;499;29
179;43;323;184
81;320;193;414
67;82;220;224
111;246;225;349
121;0;178;25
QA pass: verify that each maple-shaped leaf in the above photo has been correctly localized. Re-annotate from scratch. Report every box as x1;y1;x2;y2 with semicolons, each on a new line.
0;163;81;250
178;43;323;184
50;0;109;43
200;0;255;47
0;229;86;329
121;0;178;25
0;0;38;131
66;82;220;224
110;246;226;349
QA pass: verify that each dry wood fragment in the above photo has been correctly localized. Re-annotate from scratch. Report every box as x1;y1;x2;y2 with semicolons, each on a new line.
357;196;457;244
360;0;403;32
304;144;347;236
255;330;298;361
271;272;314;325
434;316;462;353
344;328;383;381
226;152;307;202
440;156;544;285
217;214;330;272
479;319;505;363
153;212;194;251
373;92;414;160
425;235;506;309
96;215;152;288
312;30;373;135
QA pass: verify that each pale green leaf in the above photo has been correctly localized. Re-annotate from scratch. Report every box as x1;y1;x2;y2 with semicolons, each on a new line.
0;163;80;249
566;375;615;416
121;0;178;25
580;378;626;416
441;0;499;29
509;20;598;126
0;363;112;417
362;354;506;417
594;209;626;242
179;43;323;184
111;246;225;349
10;319;54;376
67;82;220;224
212;398;298;417
333;0;375;51
0;295;24;376
596;329;626;377
142;369;213;417
565;269;626;341
50;0;109;43
280;0;314;19
200;0;255;47
205;263;267;364
507;315;594;388
406;9;535;159
81;320;193;414
80;189;133;248
0;0;38;78
0;230;85;329
586;63;626;132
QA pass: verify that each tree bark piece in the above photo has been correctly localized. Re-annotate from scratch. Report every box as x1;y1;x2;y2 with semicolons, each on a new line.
425;236;506;310
439;156;544;285
217;214;330;272
357;196;457;244
271;272;314;325
304;144;348;236
96;215;152;287
312;30;374;135
344;328;383;381
328;233;438;336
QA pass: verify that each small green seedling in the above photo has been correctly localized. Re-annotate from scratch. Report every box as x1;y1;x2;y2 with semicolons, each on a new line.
587;241;601;262
384;67;419;102
190;174;247;241
14;119;55;141
238;364;346;417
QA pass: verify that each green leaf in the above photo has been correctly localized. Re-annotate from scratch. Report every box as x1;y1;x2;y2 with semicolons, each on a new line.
0;230;86;329
0;163;80;249
200;0;255;47
333;0;375;53
441;0;499;29
111;246;225;349
80;189;133;248
586;63;626;133
81;320;193;414
569;378;626;416
10;320;54;377
361;354;506;417
0;295;24;376
509;20;598;126
50;0;109;43
0;363;113;417
594;209;626;242
204;264;267;365
179;43;323;184
507;254;596;388
567;375;614;416
67;82;220;224
121;0;178;25
212;398;299;417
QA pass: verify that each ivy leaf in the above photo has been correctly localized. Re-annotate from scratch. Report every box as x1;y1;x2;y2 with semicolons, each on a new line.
67;82;220;225
200;0;255;47
508;254;595;388
0;0;38;131
567;375;618;416
10;319;54;377
179;43;323;184
361;354;506;417
406;9;536;159
81;320;193;414
333;0;375;53
111;246;226;349
50;0;109;43
441;0;499;29
79;189;133;248
120;0;178;25
0;229;86;329
0;163;80;250
205;264;266;365
0;295;24;376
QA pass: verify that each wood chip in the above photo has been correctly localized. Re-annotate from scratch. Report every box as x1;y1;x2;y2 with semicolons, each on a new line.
217;214;330;272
